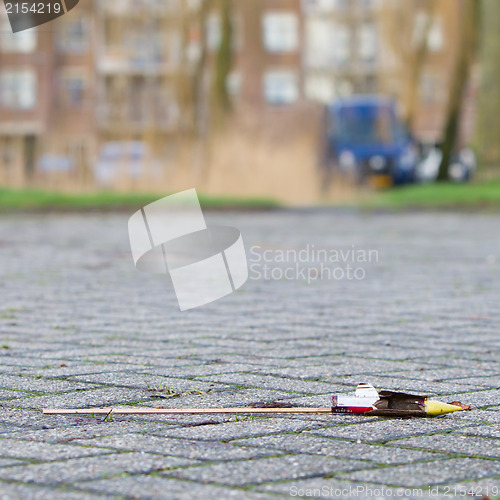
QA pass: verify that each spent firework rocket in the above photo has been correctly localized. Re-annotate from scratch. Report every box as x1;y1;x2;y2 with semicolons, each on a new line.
43;383;465;418
331;383;464;417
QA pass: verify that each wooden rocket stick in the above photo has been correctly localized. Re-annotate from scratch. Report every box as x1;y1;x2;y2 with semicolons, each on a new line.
43;407;332;415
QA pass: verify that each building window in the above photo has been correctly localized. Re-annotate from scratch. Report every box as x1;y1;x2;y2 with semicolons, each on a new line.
0;70;37;110
150;0;179;14
304;75;335;103
154;79;180;128
302;0;337;14
305;18;334;69
127;29;166;68
337;79;353;96
56;18;88;54
226;72;242;97
0;18;36;53
333;25;350;66
359;23;377;62
413;11;443;52
263;71;299;105
360;0;375;10
427;18;443;52
420;73;441;105
206;13;221;51
262;12;299;53
60;73;87;108
66;137;89;167
187;0;202;11
0;137;15;167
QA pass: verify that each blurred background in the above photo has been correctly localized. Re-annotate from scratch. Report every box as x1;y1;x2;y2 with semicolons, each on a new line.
0;0;497;205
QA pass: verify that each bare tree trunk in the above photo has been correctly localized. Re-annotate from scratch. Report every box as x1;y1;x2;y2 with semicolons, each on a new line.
213;0;233;115
192;0;212;138
405;0;436;130
437;0;480;181
188;0;211;182
377;0;435;131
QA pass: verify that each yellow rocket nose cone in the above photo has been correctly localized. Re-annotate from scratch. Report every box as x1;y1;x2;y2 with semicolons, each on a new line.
425;400;463;416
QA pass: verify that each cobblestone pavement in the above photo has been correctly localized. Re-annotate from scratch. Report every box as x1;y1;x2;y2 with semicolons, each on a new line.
0;211;499;499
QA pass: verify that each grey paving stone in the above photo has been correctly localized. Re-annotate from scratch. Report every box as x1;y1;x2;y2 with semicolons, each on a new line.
378;367;498;382
68;356;195;369
157;418;328;441
232;434;444;464
447;410;500;424
0;355;71;369
72;434;282;461
2;388;150;410
141;363;260;379
0;452;198;485
454;423;500;439
0;374;95;394
81;476;279;499
1;211;499;498
0;408;77;429
34;347;141;360
5;421;174;443
251;359;426;380
328;375;477;395
0;438;110;461
267;413;375;424
444;389;500;408
0;424;19;437
411;357;499;372
444;376;499;388
123;412;237;427
196;373;338;394
24;363;144;378
166;454;372;486
133;387;302;408
306;418;473;443
389;434;500;458
342;458;500;487
485;405;500;411
0;481;114;500
67;373;230;394
0;389;32;400
0;458;25;467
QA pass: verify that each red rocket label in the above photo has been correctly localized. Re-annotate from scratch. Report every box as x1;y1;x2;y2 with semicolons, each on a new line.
331;385;379;414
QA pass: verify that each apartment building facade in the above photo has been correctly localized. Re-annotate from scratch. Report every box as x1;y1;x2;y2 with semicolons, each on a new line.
302;0;380;102
0;0;472;188
0;7;52;185
0;0;94;186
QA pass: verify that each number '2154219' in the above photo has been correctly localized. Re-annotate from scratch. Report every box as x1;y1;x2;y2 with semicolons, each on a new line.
3;0;80;33
5;2;62;15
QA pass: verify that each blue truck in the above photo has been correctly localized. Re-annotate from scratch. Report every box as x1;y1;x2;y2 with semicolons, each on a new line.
323;95;418;187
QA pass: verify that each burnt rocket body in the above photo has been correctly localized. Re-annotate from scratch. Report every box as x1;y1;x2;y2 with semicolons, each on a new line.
43;383;465;418
331;383;463;417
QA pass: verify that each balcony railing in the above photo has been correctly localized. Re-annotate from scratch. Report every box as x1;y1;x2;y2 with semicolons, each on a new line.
96;103;180;132
96;0;181;18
